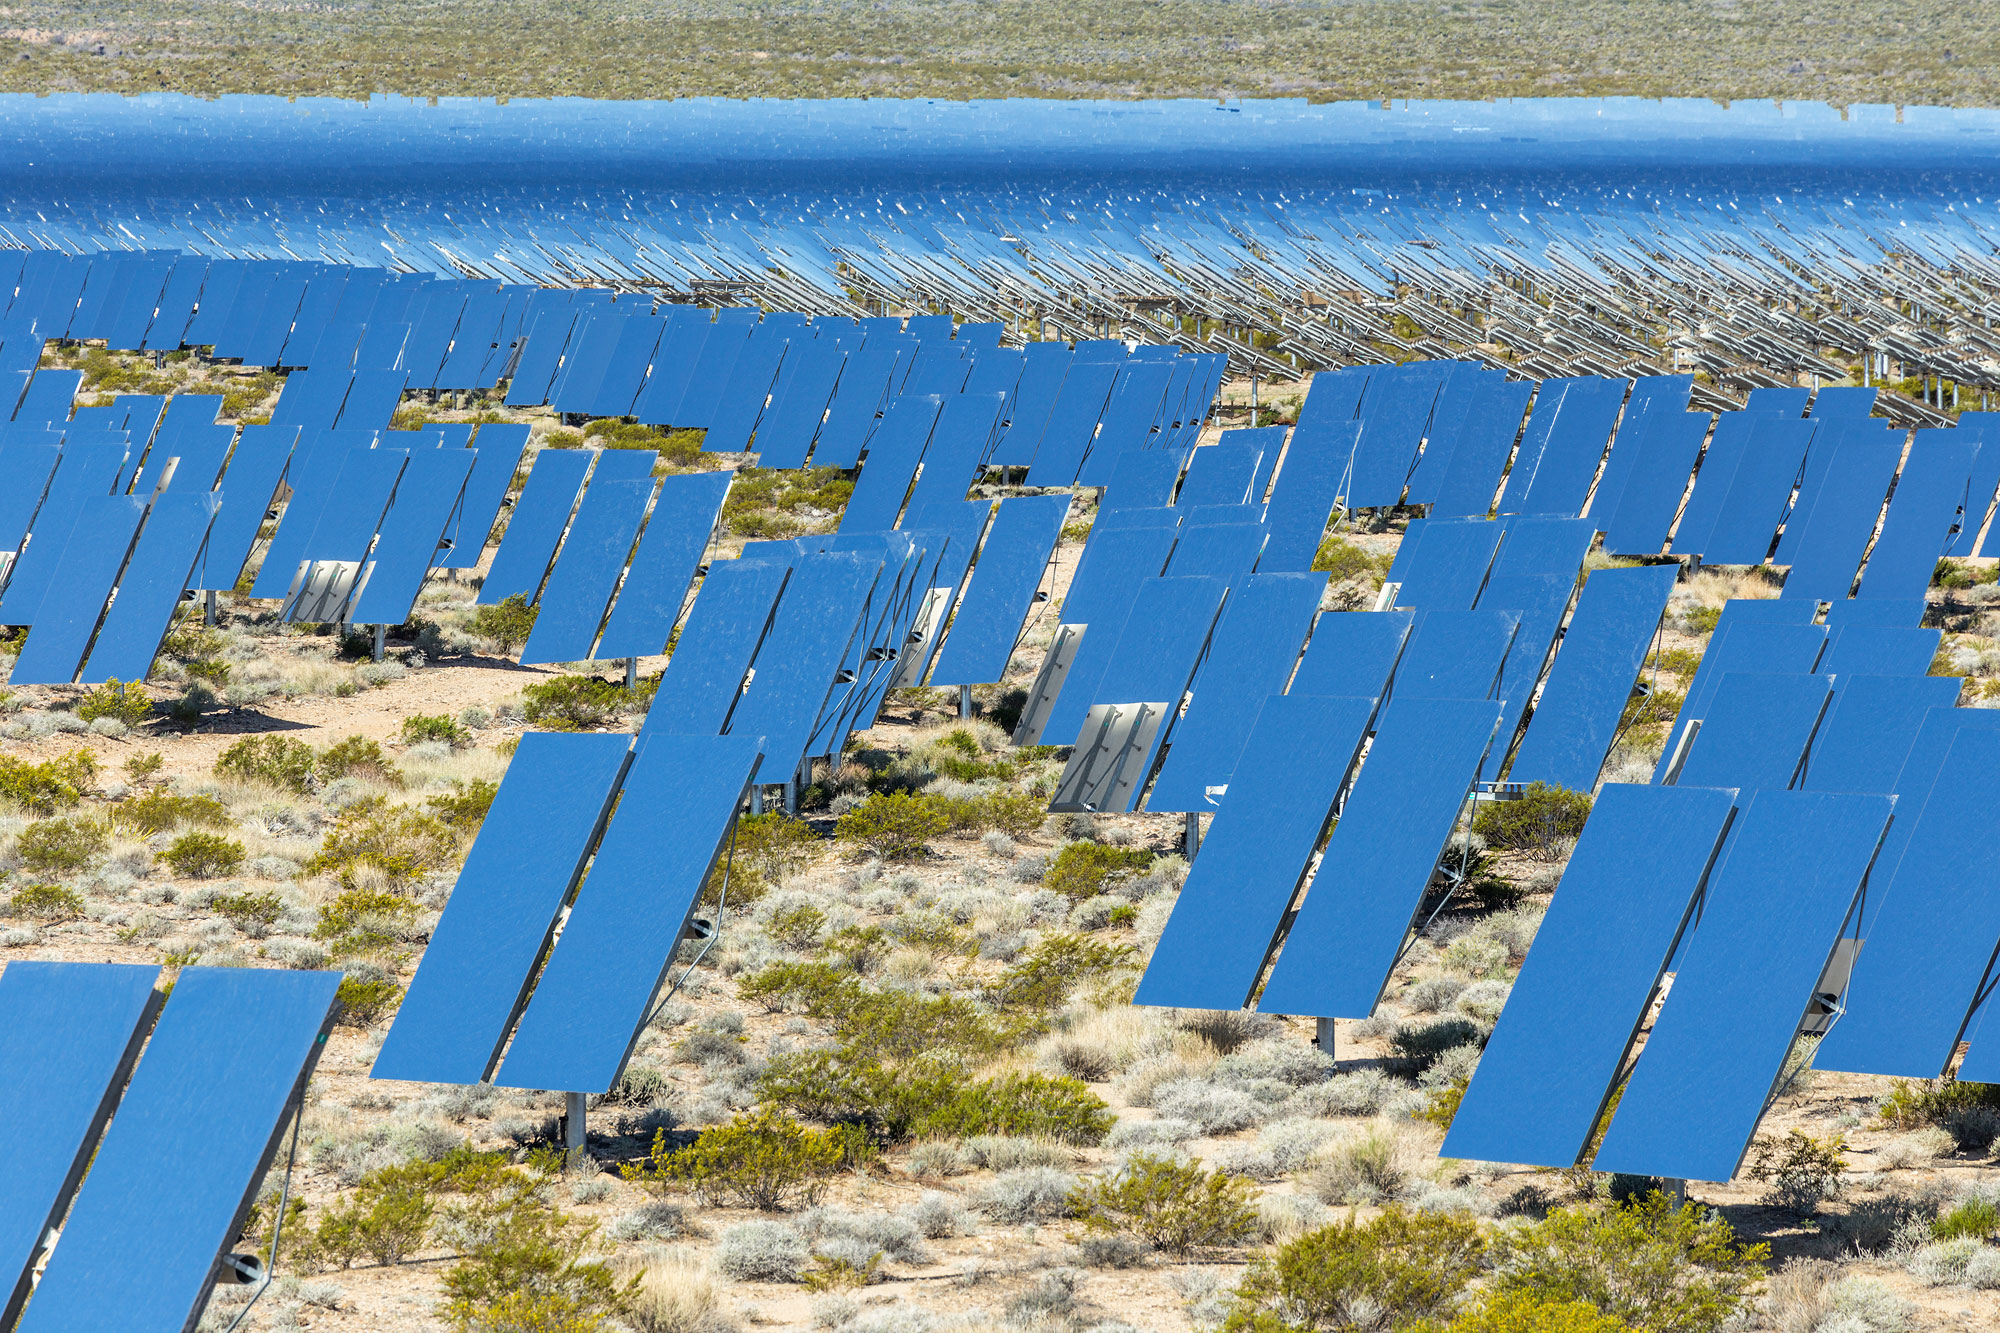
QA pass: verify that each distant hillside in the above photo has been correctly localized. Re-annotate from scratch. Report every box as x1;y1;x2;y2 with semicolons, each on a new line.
7;0;2000;105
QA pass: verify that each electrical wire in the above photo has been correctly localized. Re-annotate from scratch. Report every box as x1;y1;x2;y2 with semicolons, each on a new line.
644;812;742;1030
221;1095;304;1333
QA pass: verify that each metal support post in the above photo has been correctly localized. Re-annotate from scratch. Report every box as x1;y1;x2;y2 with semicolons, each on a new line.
625;658;638;690
750;787;764;816
204;590;217;627
959;684;972;719
1314;1017;1336;1062
372;624;386;663
1661;1177;1687;1206
1184;811;1202;860
785;779;798;816
1251;373;1259;417
564;1091;587;1153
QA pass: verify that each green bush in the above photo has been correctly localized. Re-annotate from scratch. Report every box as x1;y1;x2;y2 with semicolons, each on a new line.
768;900;828;950
211;889;284;928
1312;535;1395;584
627;1111;847;1210
401;713;472;747
317;736;402;784
1682;605;1723;636
164;830;246;878
215;735;320;793
1225;1209;1485;1331
1043;842;1153;900
834;791;951;860
5;882;85;921
1933;1197;2000;1241
1446;1291;1632;1333
759;1052;1112;1146
439;1190;621;1333
467;593;539;654
1489;1192;1767;1333
335;976;405;1027
1934;557;1991;590
0;749;97;814
310;1179;433;1267
114;789;231;835
988;933;1134;1017
1744;1129;1846;1218
306;798;460;888
427;780;499;835
124;752;164;782
1473;783;1593;856
1072;1152;1257;1255
16;817;109;874
722;466;854;537
736;812;818;886
76;678;154;726
1877;1077;2000;1130
315;888;423;953
906;1071;1114;1144
521;674;628;730
583;418;706;466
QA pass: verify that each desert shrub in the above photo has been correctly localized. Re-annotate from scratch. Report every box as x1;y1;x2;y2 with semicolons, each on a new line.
767;900;827;951
76;678;154;727
904;1191;975;1239
307;798;460;888
467;593;539;654
212;889;284;928
1043;842;1154;900
439;1193;623;1332
1154;1081;1265;1135
627;1112;847;1211
714;1221;809;1282
760;1050;1111;1147
16;816;109;874
621;1248;736;1333
1225;1208;1485;1331
1473;783;1592;857
1933;1196;2000;1241
969;791;1049;839
1304;1126;1409;1206
335;976;404;1026
1489;1192;1767;1333
1877;1078;2000;1131
1745;1129;1846;1218
315;888;424;954
215;734;321;793
722;466;853;538
115;790;231;835
522;674;628;730
1390;1017;1485;1072
1312;536;1394;585
309;1177;433;1268
0;749;97;814
987;932;1134;1017
125;752;165;782
834;792;950;860
1072;1152;1258;1255
736;813;817;886
974;1167;1078;1224
1445;1290;1630;1333
428;780;499;835
317;736;401;784
6;882;84;921
905;1072;1113;1145
402;713;472;748
164;830;246;878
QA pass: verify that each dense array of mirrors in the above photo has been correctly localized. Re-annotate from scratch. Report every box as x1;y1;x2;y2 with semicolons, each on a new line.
5;90;2000;1333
